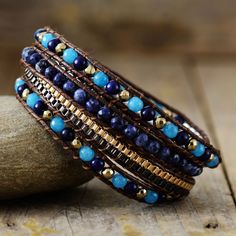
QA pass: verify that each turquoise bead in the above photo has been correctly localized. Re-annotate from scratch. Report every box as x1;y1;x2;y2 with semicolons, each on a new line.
42;33;56;48
79;146;95;162
63;48;78;64
112;173;127;189
192;143;205;157
163;122;179;139
15;79;25;92
50;116;65;133
93;71;109;87
128;96;144;112
26;93;41;109
144;190;159;204
207;155;219;168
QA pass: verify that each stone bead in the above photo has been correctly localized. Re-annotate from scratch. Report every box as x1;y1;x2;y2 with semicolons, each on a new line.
184;163;202;176
79;146;95;162
175;115;185;124
192;143;205;157
178;158;188;169
17;83;28;97
91;158;105;172
169;154;180;165
135;133;149;147
199;148;212;162
15;78;25;92
73;88;87;105
43;110;53;120
112;173;127;189
63;48;78;65
124;182;138;196
145;140;160;154
63;80;77;95
105;80;120;94
44;66;58;80
141;107;156;121
28;53;42;66
128;96;144;112
175;131;189;146
162;122;179;139
55;43;67;55
73;55;88;71
84;64;96;74
119;90;130;100
123;125;138;139
41;33;56;48
102;168;114;179
71;138;82;149
97;107;111;121
21;47;35;61
155;117;166;129
26;92;41;109
53;73;66;88
35;59;49;74
207;155;219;168
144;190;159;204
33;100;48;116
48;38;61;52
86;98;101;114
159;147;171;161
61;128;75;142
34;28;45;40
50;116;65;133
110;116;125;130
93;71;109;87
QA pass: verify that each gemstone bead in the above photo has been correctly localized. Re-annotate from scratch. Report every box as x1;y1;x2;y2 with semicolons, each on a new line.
15;78;25;92
112;173;127;189
97;107;111;121
199;148;211;161
73;55;88;71
110;116;125;130
184;164;202;176
35;59;48;74
124;182;138;196
50;116;65;133
79;146;95;162
144;190;158;204
33;100;47;116
128;96;144;112
26;93;41;109
48;38;61;52
93;71;109;87
105;80;120;94
207;155;219;168
41;33;56;48
141;107;156;121
86;98;100;114
61;128;75;142
179;158;188;169
73;88;87;105
34;28;45;40
192;143;205;157
17;83;28;97
175;131;189;146
145;140;160;154
91;158;105;172
123;125;138;139
169;154;180;165
63;48;78;64
175;115;185;124
44;66;58;80
22;47;35;61
28;53;42;66
53;73;66;88
163;122;179;139
135;133;149;147
159;147;171;161
63;80;77;95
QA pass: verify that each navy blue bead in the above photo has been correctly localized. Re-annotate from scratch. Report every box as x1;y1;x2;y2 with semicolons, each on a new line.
73;55;88;71
105;80;120;94
73;88;87;105
63;80;77;95
124;182;138;196
35;59;49;74
145;140;160;154
28;53;42;66
159;147;171;160
34;28;45;40
48;38;61;52
44;66;58;80
175;131;189;146
135;133;149;147
61;128;75;141
53;73;66;88
198;148;211;162
141;107;155;121
91;158;105;172
178;158;187;169
33;100;47;116
111;116;125;130
123;125;138;139
184;163;202;176
17;83;28;97
97;107;111;121
175;115;185;124
169;154;180;165
22;47;35;61
86;98;100;114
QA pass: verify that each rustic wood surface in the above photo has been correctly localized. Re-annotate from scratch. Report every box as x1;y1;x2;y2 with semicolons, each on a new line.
0;55;235;235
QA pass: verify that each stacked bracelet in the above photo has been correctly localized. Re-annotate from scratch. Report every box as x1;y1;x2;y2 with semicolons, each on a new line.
14;27;221;205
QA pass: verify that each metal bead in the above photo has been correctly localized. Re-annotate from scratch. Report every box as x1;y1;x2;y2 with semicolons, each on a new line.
155;117;166;129
22;88;30;100
207;154;215;163
43;110;53;120
38;32;46;42
163;108;172;117
188;139;198;151
71;138;82;149
119;90;130;100
55;43;67;54
102;168;114;179
136;189;147;199
84;64;96;74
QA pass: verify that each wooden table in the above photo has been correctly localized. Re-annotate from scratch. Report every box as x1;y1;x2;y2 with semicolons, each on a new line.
0;55;235;236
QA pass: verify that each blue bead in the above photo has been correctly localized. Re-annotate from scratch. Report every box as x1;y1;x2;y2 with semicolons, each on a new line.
48;38;61;52
73;55;88;71
86;98;100;114
17;83;28;96
175;115;185;124
199;148;211;162
35;59;49;74
144;190;158;204
207;155;219;168
34;28;45;40
169;154;180;165
128;97;144;112
163;122;179;139
97;107;111;121
175;131;189;146
79;146;95;162
22;47;35;61
73;88;87;105
15;79;25;92
53;73;66;88
184;164;202;176
159;147;171;161
123;125;138;139
105;80;120;94
110;116;125;130
63;48;78;65
91;158;105;172
192;143;205;157
33;100;47;116
178;158;188;169
61;128;75;141
145;140;160;154
50;116;65;133
42;33;56;48
63;80;77;95
93;71;109;87
124;182;138;196
112;173;127;189
141;107;155;121
135;133;149;147
26;93;41;109
44;66;58;80
28;53;42;66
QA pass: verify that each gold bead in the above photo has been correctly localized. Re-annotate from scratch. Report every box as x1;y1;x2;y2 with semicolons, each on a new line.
55;43;66;54
22;88;30;100
102;168;114;179
188;139;198;151
163;108;172;117
207;154;215;163
38;32;46;42
155;117;166;129
71;138;82;149
119;90;130;100
84;64;96;74
43;110;53;120
136;189;147;199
